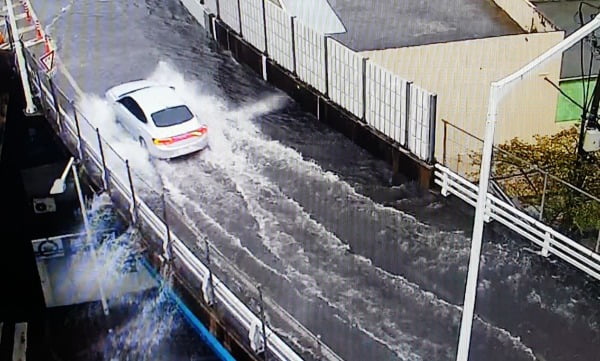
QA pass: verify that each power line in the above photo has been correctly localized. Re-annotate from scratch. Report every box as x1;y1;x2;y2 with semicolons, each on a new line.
544;77;585;110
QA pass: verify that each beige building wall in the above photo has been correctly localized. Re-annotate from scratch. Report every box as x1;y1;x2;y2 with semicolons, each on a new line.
492;0;557;32
362;31;565;178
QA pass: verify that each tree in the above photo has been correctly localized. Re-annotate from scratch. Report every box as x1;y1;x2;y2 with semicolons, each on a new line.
470;126;600;238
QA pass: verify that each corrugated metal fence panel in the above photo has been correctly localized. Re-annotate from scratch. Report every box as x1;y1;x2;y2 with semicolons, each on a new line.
327;38;364;118
365;62;408;146
294;20;327;93
219;0;240;33
204;0;218;15
239;0;266;52
265;1;294;72
409;85;433;160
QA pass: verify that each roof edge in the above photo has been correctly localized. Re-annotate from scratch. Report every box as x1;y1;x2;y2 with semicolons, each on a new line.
492;0;559;33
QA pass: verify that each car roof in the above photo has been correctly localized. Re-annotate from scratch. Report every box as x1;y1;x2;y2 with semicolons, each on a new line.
128;86;188;116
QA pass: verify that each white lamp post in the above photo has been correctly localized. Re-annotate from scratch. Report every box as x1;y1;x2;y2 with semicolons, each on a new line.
51;157;109;315
455;16;600;361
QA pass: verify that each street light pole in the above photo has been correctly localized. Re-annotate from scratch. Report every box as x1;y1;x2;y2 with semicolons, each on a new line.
455;85;499;361
455;15;600;361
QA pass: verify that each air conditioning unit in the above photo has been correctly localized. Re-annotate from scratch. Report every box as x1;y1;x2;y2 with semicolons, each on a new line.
583;127;600;153
33;197;57;214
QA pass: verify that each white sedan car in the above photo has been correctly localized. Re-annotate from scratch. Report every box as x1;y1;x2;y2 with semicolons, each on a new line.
105;80;208;159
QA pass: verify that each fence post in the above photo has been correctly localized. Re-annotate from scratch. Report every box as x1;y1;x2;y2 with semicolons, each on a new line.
484;197;492;223
443;120;448;166
236;0;243;35
202;237;216;306
161;191;173;264
71;100;84;160
539;172;548;221
48;78;62;132
257;284;268;360
441;170;449;197
405;81;412;148
541;231;551;257
362;57;368;122
95;128;110;193
261;0;268;56
595;230;599;253
125;160;138;224
428;94;437;164
290;16;297;74
323;35;329;97
316;334;323;361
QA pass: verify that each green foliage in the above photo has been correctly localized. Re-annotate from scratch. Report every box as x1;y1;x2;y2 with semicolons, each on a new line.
470;126;600;234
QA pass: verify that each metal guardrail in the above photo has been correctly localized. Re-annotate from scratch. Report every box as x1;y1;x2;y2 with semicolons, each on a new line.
435;163;600;280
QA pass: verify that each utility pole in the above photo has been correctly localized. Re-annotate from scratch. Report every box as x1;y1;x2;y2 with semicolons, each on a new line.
578;71;600;159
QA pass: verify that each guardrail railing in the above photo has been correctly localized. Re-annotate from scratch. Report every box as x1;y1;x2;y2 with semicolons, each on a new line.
435;163;600;280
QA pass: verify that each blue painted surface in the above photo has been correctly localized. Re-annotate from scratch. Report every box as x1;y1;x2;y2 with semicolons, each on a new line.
140;258;237;361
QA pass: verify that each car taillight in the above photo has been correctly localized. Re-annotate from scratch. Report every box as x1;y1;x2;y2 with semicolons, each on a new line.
152;126;208;146
153;137;175;145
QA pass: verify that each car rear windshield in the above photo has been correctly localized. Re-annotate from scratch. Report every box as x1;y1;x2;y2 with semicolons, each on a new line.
151;106;194;127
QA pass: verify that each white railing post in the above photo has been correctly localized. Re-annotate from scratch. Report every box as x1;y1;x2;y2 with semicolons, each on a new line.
441;169;449;197
541;231;551;257
484;197;492;223
6;0;37;114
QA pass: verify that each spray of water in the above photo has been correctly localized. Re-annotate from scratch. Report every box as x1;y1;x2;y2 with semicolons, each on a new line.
51;193;185;360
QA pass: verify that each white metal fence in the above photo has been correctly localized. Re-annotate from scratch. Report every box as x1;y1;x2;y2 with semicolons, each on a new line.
201;0;438;162
218;0;240;33
409;86;436;161
239;0;265;52
365;61;410;147
293;19;327;94
264;0;294;72
435;164;600;281
204;0;219;16
327;38;364;118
